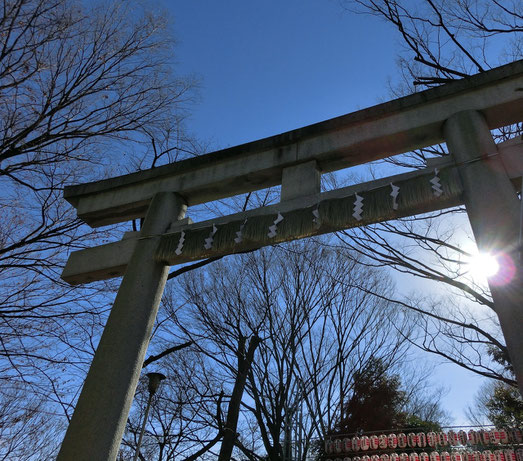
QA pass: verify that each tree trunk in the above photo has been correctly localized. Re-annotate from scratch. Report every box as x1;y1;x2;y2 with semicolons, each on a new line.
218;334;261;461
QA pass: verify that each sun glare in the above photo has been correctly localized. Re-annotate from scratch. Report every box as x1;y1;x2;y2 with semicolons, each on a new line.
463;242;516;286
467;252;500;279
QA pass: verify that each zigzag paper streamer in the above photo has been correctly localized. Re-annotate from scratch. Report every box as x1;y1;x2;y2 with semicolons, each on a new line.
312;208;321;229
267;212;284;238
204;224;218;250
353;194;363;221
390;183;400;210
430;168;443;197
234;219;247;244
175;231;185;255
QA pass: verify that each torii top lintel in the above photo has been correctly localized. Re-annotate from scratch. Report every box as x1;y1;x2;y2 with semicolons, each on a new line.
64;60;523;228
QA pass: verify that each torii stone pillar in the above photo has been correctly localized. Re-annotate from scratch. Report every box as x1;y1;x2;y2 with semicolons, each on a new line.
57;192;186;461
444;110;523;397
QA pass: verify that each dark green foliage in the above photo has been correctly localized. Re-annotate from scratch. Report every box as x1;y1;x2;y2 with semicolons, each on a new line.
402;414;441;433
317;357;442;460
332;357;441;435
336;357;407;433
487;345;514;376
485;383;523;428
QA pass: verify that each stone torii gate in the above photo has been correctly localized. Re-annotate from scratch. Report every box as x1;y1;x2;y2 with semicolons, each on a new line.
57;60;523;461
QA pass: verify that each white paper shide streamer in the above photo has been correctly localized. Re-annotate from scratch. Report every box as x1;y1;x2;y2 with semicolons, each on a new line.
268;213;284;238
431;168;443;197
204;224;218;250
390;183;400;210
234;219;247;244
312;208;321;229
353;194;364;221
175;231;185;255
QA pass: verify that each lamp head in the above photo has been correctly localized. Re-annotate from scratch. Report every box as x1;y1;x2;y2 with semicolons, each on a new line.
146;372;166;396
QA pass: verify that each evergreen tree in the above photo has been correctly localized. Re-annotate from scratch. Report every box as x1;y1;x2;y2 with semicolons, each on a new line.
485;383;523;428
333;357;442;435
337;357;407;433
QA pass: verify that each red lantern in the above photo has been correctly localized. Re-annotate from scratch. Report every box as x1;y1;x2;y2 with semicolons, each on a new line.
441;452;451;461
388;434;398;449
372;455;380;461
326;439;334;454
370;436;379;450
427;433;437;448
420;453;429;461
499;430;509;444
390;453;400;461
400;453;409;461
439;433;449;447
418;433;427;448
468;431;478;445
361;436;370;451
381;454;390;461
430;452;441;461
512;429;523;443
448;431;459;446
458;431;468;445
479;430;490;445
515;450;523;461
398;434;407;449
408;433;418;448
335;439;343;453
504;450;516;461
353;436;361;452
490;430;500;445
345;438;352;452
410;453;420;461
379;435;388;449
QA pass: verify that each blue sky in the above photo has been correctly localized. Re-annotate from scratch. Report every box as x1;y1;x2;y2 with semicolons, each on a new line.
162;0;399;148
158;1;487;426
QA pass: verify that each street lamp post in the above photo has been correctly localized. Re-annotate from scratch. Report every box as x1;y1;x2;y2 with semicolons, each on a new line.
133;372;166;461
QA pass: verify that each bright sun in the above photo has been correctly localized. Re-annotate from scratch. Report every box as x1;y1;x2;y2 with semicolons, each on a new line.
466;252;500;279
462;242;516;286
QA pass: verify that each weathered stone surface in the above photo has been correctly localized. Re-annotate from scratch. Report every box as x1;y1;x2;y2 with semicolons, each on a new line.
64;60;523;227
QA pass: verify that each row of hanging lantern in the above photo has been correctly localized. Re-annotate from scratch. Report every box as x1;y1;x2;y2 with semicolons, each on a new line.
325;449;523;461
326;429;523;454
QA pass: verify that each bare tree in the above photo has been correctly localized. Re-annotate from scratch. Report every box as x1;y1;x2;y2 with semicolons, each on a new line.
333;219;515;387
136;241;433;460
0;384;63;460
336;0;522;389
121;349;226;461
0;0;197;456
343;0;522;88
